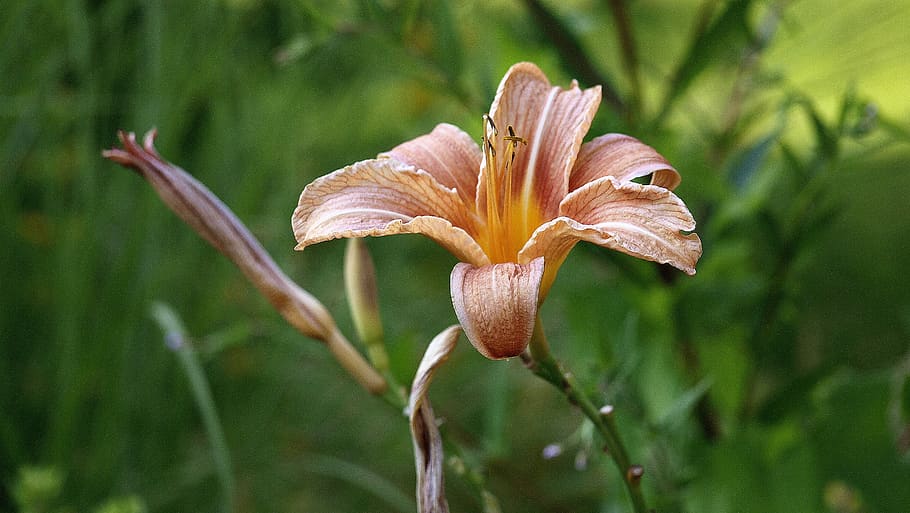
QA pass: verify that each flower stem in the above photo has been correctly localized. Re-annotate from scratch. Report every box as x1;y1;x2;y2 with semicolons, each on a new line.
525;318;647;513
325;328;389;395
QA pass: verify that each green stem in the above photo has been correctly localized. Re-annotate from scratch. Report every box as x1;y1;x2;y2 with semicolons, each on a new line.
607;0;642;124
151;303;235;513
525;318;647;513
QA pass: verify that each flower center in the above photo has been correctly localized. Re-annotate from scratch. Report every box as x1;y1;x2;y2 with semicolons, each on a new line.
480;115;537;263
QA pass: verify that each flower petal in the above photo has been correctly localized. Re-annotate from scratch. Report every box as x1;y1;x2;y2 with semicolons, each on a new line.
450;257;544;359
293;158;489;266
569;134;681;192
380;123;483;208
480;62;601;219
521;177;701;275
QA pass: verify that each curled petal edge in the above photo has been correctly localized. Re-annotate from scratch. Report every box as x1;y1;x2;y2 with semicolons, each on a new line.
292;158;489;267
450;257;545;359
524;217;701;276
521;177;702;276
570;133;681;191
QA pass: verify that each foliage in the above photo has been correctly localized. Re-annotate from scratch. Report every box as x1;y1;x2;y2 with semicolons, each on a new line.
2;0;909;512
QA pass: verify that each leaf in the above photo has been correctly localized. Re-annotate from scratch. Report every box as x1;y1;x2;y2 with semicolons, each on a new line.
683;425;823;513
423;0;463;79
656;377;713;428
658;0;755;120
798;100;839;161
812;371;910;512
727;129;780;190
521;0;626;115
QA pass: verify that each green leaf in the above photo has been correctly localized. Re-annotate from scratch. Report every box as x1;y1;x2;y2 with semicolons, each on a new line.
812;371;910;512
683;425;823;513
656;378;713;428
658;0;754;121
423;0;463;79
798;100;839;161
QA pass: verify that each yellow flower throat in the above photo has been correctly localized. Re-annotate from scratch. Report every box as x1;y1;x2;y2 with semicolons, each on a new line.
480;115;540;263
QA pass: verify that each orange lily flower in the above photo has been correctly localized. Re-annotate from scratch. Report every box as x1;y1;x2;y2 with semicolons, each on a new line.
293;62;701;359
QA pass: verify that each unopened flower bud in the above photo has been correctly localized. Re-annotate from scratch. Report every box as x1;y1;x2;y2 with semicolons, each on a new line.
103;130;386;394
344;238;388;372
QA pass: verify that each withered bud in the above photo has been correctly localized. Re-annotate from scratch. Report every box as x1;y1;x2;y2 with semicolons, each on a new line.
409;325;461;513
103;130;386;394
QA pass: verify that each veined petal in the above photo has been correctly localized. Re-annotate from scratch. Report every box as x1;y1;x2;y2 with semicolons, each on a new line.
450;258;544;360
570;134;681;192
480;62;601;219
381;123;482;208
293;158;489;266
522;177;701;276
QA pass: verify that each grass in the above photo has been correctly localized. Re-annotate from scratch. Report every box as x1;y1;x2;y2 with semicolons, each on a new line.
2;1;909;512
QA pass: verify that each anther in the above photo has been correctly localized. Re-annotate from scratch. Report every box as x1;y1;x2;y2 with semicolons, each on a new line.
483;114;498;138
503;125;526;145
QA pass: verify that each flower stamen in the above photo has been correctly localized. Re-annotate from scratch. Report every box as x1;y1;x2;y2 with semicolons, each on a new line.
481;115;527;262
502;124;526;242
482;114;500;238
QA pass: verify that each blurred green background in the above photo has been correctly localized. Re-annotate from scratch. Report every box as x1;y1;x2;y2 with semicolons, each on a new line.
2;0;909;512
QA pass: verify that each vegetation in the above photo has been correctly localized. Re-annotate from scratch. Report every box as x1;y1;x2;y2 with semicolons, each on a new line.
2;1;909;512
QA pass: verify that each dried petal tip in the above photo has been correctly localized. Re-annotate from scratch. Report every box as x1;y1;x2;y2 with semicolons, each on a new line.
450;257;545;359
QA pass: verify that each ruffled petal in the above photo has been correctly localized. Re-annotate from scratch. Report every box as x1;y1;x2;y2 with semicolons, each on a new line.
479;62;601;219
569;134;681;192
521;177;701;276
381;123;483;209
450;257;544;359
293;158;489;266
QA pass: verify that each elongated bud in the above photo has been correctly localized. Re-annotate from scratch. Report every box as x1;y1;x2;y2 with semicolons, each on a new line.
344;238;389;372
103;130;386;394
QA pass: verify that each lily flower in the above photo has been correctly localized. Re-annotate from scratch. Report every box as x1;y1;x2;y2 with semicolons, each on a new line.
293;62;701;359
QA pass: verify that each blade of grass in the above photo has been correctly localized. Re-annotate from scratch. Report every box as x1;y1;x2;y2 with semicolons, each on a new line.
606;0;642;121
654;0;754;127
426;0;463;81
290;453;414;513
150;302;234;513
